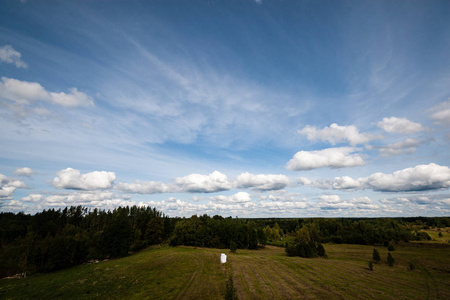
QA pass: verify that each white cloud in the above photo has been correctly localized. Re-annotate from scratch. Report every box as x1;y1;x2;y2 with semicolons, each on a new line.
52;168;116;190
320;195;342;203
318;195;355;210
209;192;252;203
332;176;364;190
0;45;27;68
298;123;373;146
115;181;170;194
174;171;232;193
14;167;34;177
22;194;44;202
0;77;94;107
286;147;365;171
259;190;305;202
22;191;135;210
377;117;424;134
366;163;450;192
236;172;289;191
373;138;421;156
116;171;232;194
301;163;450;193
429;100;450;125
0;174;26;198
0;200;27;212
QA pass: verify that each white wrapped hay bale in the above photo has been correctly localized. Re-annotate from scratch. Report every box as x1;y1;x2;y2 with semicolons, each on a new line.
220;253;227;263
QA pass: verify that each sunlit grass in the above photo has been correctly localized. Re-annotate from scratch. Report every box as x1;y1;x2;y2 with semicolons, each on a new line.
1;243;449;299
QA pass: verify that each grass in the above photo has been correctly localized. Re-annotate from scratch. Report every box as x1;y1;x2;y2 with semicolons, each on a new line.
1;243;450;299
417;227;450;244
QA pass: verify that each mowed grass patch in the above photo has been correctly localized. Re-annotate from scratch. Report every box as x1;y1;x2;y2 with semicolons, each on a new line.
0;246;229;300
1;243;450;299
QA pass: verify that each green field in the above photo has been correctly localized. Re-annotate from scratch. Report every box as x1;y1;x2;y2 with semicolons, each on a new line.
1;243;449;299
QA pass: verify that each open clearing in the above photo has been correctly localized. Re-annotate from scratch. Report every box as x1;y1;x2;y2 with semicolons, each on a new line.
1;243;449;299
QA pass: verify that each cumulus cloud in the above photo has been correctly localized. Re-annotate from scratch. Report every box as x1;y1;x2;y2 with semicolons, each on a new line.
377;117;424;134
371;138;421;156
429;100;450;125
365;163;450;192
298;177;332;189
116;171;232;194
259;190;305;202
0;45;27;68
318;195;355;210
236;172;289;191
300;163;450;193
0;77;94;107
14;167;34;177
332;176;364;190
209;192;252;203
115;181;170;194
298;123;373;146
22;191;135;210
174;171;232;193
0;174;26;198
286;147;365;171
52;168;116;190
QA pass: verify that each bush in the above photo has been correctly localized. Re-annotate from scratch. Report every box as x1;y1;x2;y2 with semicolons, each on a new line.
387;244;395;251
368;261;373;271
387;252;395;267
409;262;415;271
372;249;381;263
317;243;327;258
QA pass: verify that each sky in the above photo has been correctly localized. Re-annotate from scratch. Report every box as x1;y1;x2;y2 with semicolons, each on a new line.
1;0;449;218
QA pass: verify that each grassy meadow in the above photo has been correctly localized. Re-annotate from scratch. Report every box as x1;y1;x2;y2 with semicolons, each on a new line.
1;242;450;299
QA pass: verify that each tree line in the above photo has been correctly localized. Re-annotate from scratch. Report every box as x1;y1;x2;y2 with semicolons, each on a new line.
1;206;448;277
0;206;174;277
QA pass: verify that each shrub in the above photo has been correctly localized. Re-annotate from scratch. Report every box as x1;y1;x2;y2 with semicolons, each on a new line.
409;262;415;271
387;252;395;267
438;232;443;238
387;244;395;251
369;261;373;271
317;243;327;258
372;249;381;263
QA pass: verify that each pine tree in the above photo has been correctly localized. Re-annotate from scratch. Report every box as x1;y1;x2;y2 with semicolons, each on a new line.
372;249;381;263
387;252;395;267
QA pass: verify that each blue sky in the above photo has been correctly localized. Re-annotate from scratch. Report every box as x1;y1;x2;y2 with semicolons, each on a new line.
1;0;449;217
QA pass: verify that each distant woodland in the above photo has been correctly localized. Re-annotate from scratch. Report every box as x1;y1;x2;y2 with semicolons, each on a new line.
1;206;448;278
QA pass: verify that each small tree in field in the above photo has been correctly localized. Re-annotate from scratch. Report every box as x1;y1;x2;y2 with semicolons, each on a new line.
387;252;395;267
372;249;381;263
368;261;373;271
387;244;395;251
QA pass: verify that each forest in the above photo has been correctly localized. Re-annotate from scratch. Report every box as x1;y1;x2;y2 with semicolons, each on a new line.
1;205;449;278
